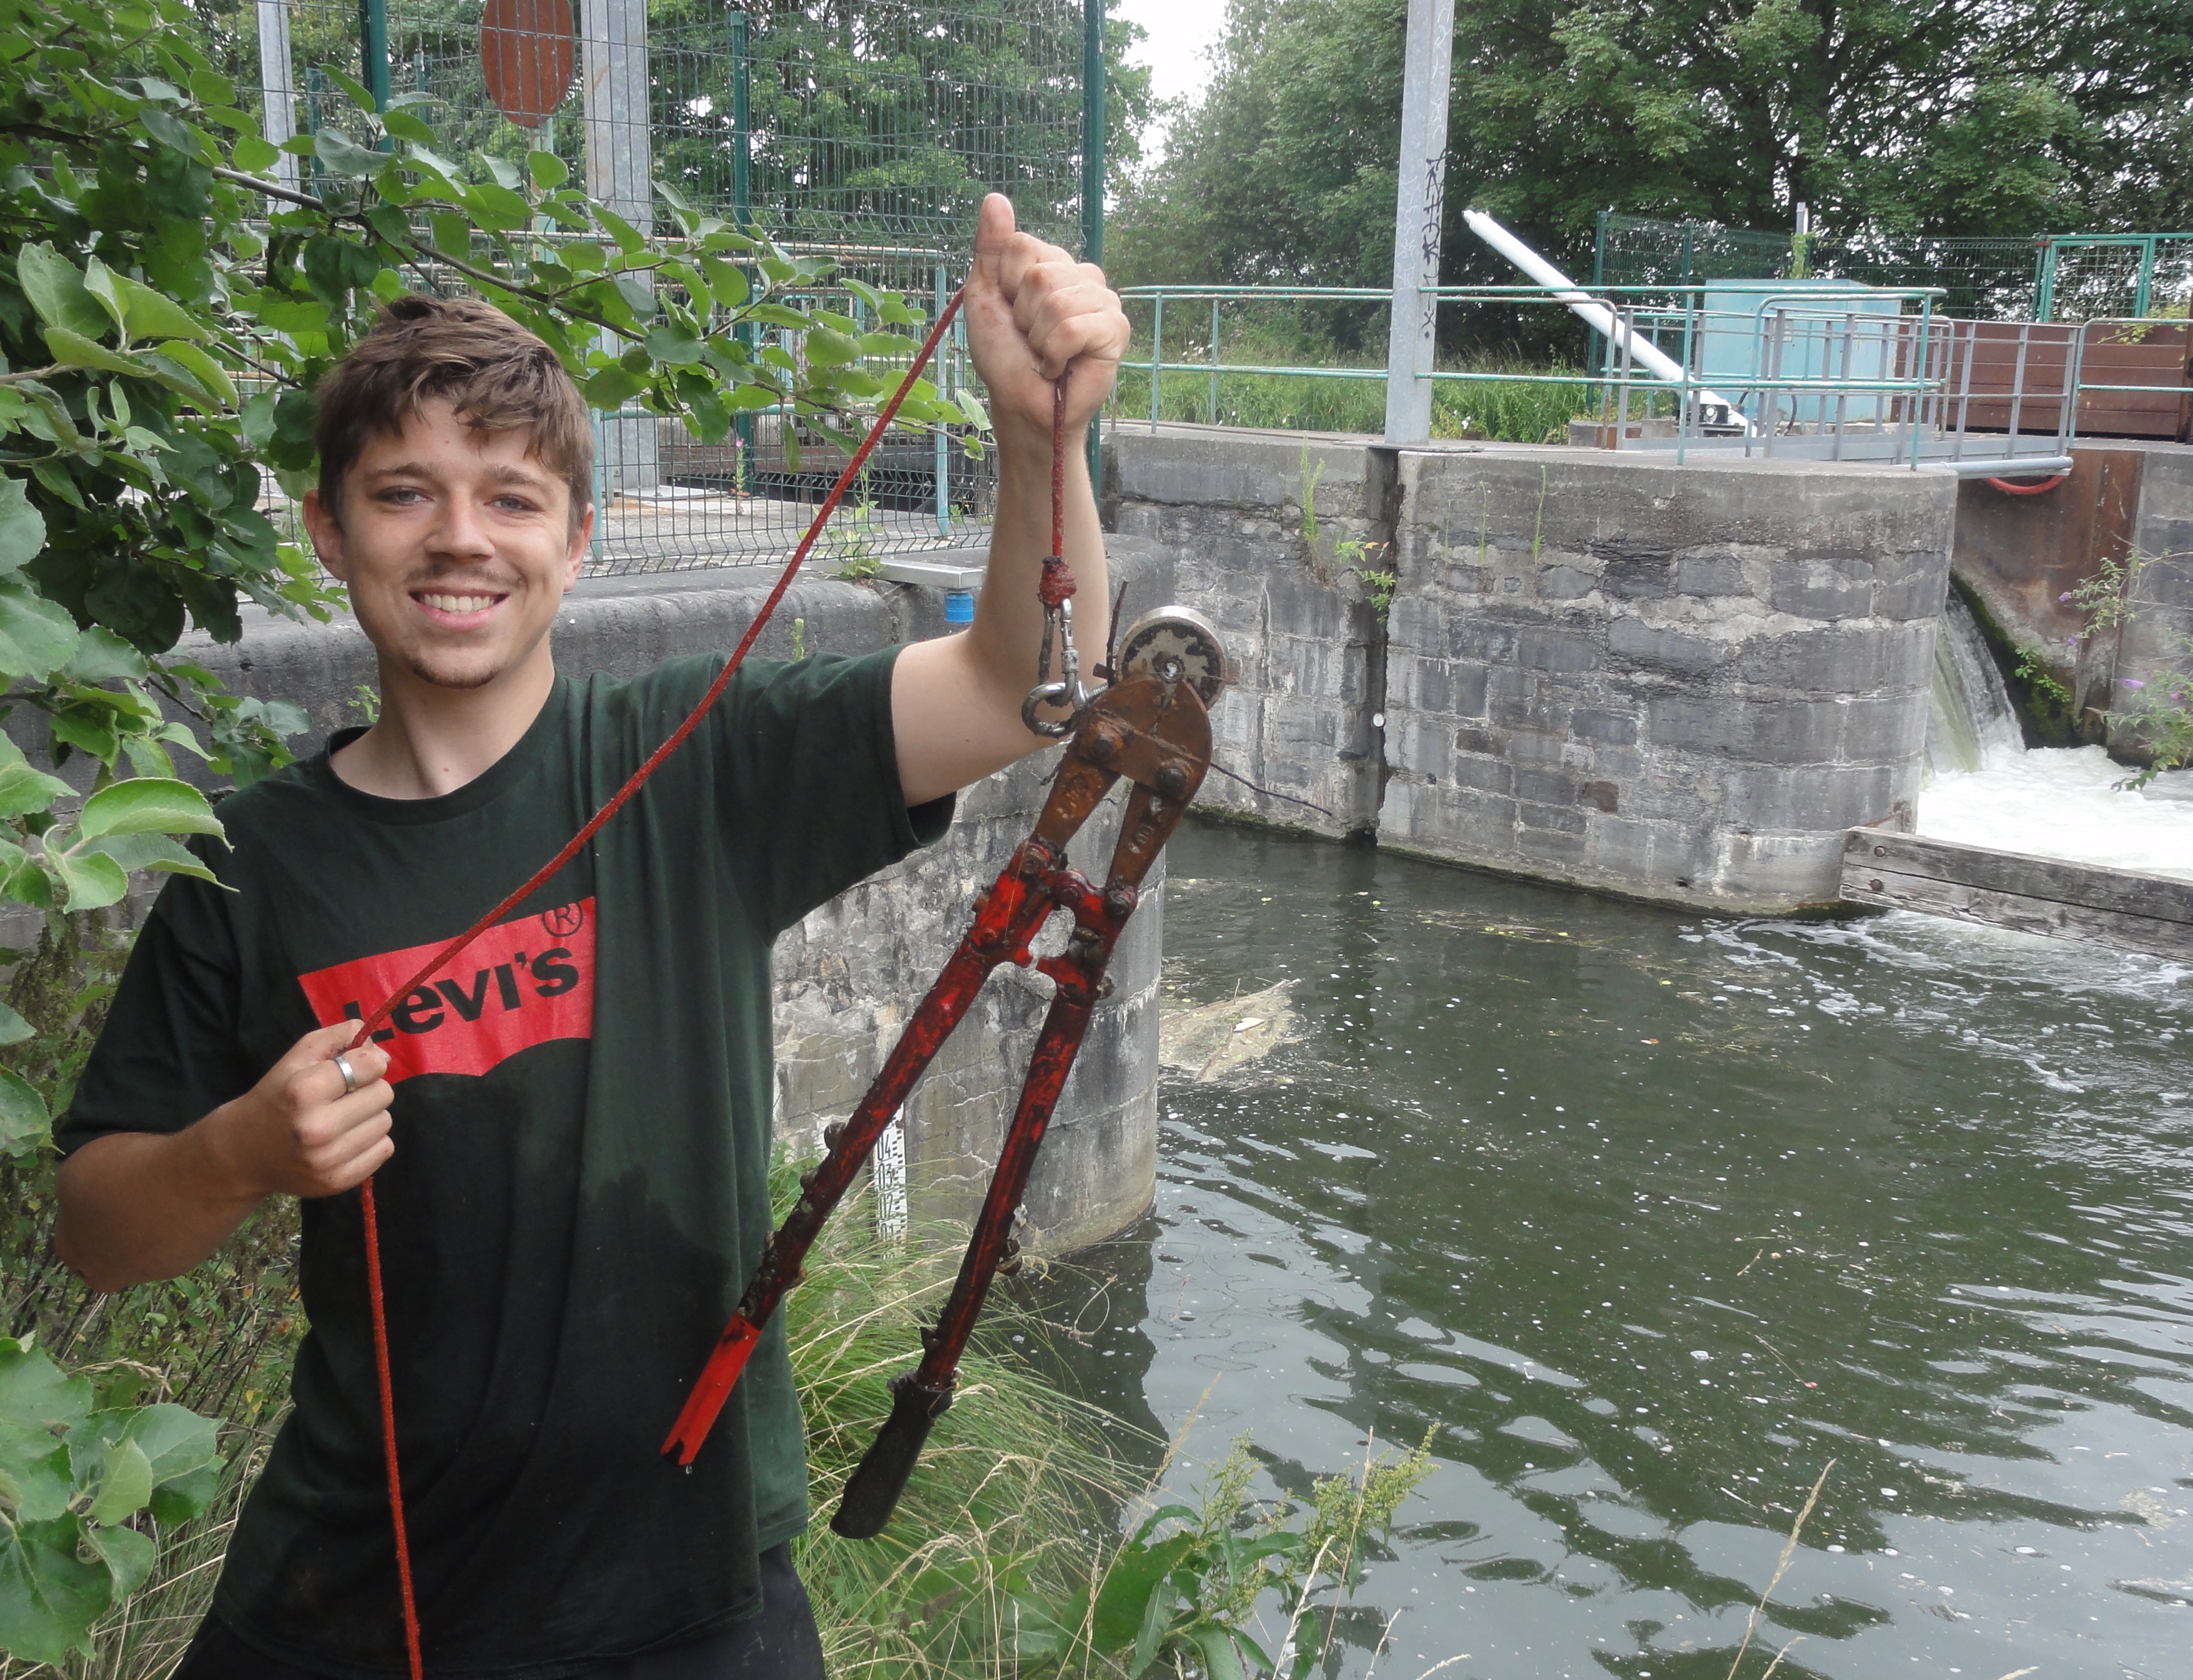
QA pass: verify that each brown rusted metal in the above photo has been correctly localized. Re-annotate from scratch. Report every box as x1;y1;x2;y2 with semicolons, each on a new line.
662;659;1217;1478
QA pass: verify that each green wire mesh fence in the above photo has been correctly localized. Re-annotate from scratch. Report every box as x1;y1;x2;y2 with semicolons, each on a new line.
1593;214;2043;320
231;0;1095;575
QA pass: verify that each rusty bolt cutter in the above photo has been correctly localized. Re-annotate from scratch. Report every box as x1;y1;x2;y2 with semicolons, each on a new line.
659;607;1233;1538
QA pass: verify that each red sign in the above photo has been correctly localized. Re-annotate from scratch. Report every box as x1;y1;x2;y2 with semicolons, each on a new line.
481;0;577;131
298;898;596;1083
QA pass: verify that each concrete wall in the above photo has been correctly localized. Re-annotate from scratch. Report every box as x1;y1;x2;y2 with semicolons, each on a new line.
2117;446;2193;713
125;542;1177;1253
1106;429;1388;837
1106;427;1959;911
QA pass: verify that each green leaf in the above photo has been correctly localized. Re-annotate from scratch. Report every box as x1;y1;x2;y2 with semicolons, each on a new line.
49;710;117;765
41;328;149;378
526;150;569;189
805;327;860;368
116;278;210;344
0;1069;52;1156
0;480;47;574
382;107;435;145
117;1403;219;1490
0;762;71;820
430;213;473;259
317;65;378;113
0;1340;91;1433
0;1426;74;1520
584;366;645;412
0;1001;31;1047
1191;1626;1246;1680
230;132;280;172
1132;1569;1180;1675
462;182;533;233
148;1460;219;1526
746;303;812;332
955;390;991;431
0;1515;111;1665
137;104;204;157
0;581;81;680
61;628;150;682
52;850;127;912
313;127;378;177
1092;1534;1195;1651
78;260;130;339
84;1438;152;1525
76;777;224;842
143;341;236;409
644;326;703;366
83;832;217;885
82;1522;155;1600
16;245;111;340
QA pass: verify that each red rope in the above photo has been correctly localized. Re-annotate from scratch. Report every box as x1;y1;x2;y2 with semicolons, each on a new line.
358;1178;423;1678
1038;380;1075;609
346;286;966;1678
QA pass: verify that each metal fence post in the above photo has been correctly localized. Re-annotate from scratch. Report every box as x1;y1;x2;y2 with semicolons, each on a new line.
1208;298;1220;424
1083;0;1106;488
256;1;300;198
583;0;658;496
358;0;390;112
1148;292;1163;433
1382;0;1454;445
935;262;952;538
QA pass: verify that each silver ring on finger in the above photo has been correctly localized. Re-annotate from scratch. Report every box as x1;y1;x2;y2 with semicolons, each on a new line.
333;1052;359;1097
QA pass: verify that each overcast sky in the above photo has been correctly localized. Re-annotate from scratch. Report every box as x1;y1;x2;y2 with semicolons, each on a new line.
1113;0;1231;119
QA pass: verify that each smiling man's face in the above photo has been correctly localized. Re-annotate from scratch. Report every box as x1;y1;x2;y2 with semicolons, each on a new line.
303;400;592;692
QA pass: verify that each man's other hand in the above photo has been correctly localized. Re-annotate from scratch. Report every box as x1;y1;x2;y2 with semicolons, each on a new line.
209;1022;395;1199
963;192;1129;445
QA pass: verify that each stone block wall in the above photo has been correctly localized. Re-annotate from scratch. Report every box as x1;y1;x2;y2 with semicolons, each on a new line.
93;539;1177;1254
1105;429;1389;836
1105;428;1960;911
1384;449;1953;908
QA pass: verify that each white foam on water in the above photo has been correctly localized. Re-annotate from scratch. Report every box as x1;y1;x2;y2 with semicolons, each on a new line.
1919;743;2193;881
1919;592;2193;881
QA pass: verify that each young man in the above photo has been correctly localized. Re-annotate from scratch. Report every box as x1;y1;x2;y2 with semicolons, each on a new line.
52;194;1129;1678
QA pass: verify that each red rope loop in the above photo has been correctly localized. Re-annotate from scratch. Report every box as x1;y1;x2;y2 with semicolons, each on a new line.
347;287;967;1678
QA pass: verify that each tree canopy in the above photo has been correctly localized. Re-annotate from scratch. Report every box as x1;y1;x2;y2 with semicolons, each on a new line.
1111;0;2193;289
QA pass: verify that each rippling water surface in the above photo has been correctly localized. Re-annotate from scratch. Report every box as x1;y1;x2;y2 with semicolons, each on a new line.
1040;821;2193;1680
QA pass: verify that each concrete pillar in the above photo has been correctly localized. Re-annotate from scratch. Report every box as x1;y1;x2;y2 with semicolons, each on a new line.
581;0;658;494
1382;0;1454;445
255;0;301;198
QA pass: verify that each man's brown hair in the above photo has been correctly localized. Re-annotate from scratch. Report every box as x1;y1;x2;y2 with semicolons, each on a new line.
314;295;594;529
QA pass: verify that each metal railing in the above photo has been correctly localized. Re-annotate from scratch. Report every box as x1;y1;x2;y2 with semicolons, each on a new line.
1110;283;2191;474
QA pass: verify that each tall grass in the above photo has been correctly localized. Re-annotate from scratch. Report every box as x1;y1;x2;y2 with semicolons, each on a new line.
1108;317;1592;443
789;1166;1150;1680
1;1130;1146;1680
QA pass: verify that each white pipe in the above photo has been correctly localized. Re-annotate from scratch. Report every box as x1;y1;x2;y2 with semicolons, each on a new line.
1462;209;1757;434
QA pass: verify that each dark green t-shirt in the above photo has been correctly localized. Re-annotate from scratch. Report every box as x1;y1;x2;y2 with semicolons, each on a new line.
62;648;951;1679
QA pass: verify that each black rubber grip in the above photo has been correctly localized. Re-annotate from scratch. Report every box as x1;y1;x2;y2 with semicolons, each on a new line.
830;1377;953;1539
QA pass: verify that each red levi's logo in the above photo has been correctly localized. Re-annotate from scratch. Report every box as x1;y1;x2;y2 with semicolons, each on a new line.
297;898;596;1083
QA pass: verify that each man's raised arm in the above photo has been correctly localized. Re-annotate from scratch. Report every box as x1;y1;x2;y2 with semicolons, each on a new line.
890;193;1131;806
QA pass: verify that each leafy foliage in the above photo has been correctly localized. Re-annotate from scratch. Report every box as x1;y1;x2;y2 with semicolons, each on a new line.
998;1430;1437;1680
1112;0;2193;297
0;1337;220;1667
0;0;986;1659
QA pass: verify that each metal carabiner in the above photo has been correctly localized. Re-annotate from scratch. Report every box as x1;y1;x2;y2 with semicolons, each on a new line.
1022;596;1090;737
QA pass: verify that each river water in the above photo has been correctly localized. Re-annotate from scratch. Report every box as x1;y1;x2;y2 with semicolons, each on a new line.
1041;820;2193;1680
